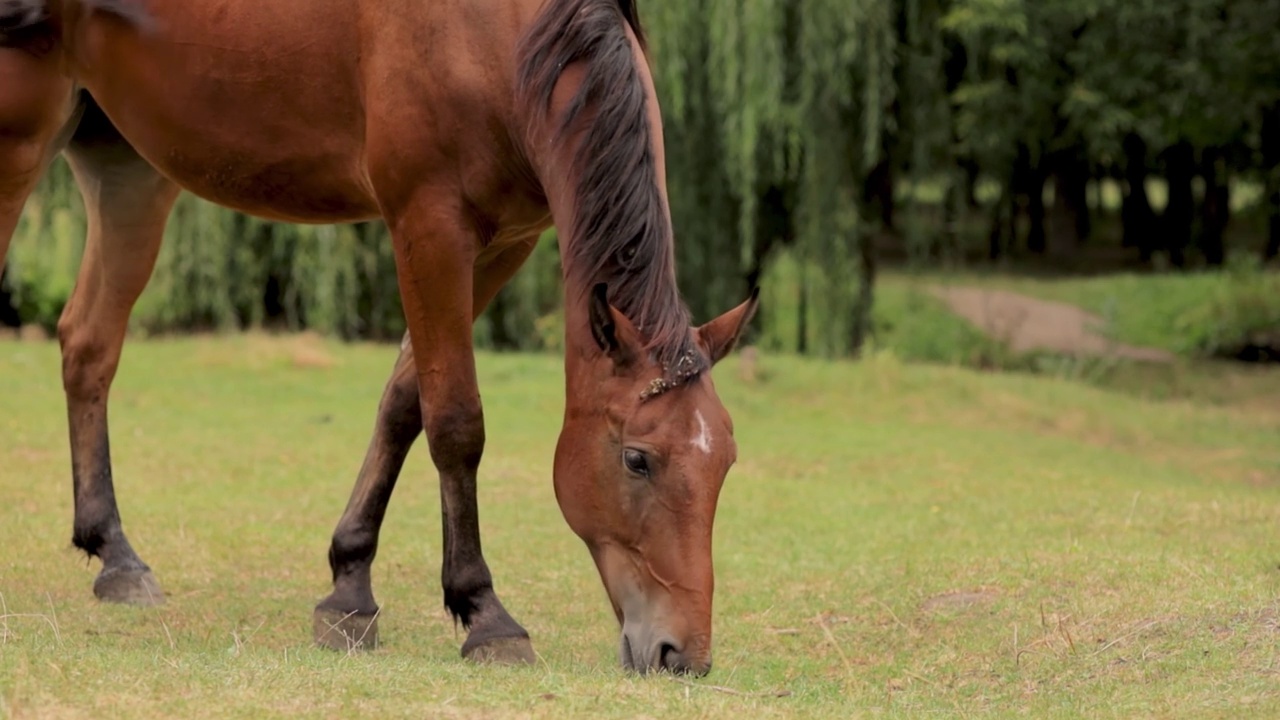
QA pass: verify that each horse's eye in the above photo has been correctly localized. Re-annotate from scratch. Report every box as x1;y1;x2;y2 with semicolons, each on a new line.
622;448;650;478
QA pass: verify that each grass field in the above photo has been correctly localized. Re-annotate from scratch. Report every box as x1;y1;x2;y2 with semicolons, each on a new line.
2;333;1280;718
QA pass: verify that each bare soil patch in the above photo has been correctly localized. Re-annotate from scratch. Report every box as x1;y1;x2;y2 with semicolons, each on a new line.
930;286;1176;362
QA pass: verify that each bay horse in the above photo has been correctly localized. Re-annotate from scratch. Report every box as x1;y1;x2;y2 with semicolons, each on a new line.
0;0;757;675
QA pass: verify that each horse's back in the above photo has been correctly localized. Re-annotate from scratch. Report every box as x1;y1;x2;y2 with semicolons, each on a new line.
62;0;381;222
5;0;550;229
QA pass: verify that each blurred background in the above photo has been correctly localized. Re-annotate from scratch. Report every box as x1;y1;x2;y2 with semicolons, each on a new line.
3;0;1278;372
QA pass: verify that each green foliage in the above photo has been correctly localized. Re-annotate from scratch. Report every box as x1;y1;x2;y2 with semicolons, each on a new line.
946;0;1280;161
4;160;85;332
1175;261;1280;358
649;0;897;354
4;158;563;350
4;0;1279;360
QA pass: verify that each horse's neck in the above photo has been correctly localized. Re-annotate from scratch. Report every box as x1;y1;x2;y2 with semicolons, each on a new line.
539;152;618;370
513;4;691;375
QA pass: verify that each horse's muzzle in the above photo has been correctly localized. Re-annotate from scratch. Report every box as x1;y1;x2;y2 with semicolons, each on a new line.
619;628;711;676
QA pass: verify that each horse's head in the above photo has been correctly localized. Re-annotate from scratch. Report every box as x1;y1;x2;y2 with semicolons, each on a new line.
554;283;758;676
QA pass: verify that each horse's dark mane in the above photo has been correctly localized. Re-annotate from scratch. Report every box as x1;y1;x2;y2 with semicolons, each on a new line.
0;0;155;35
0;0;46;35
516;0;703;377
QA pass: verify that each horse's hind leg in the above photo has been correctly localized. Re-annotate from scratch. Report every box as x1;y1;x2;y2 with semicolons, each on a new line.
315;240;540;661
0;42;76;265
58;99;179;604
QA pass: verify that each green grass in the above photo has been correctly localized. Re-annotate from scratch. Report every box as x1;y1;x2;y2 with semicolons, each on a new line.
3;334;1280;718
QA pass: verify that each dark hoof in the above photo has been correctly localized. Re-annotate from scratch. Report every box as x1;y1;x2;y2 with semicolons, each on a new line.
93;566;165;606
462;635;537;666
313;607;379;651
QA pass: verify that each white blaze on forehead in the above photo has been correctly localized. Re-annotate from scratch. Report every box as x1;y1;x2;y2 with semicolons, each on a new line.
691;410;712;455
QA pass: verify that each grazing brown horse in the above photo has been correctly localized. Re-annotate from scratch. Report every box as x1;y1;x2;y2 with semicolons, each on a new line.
0;0;757;675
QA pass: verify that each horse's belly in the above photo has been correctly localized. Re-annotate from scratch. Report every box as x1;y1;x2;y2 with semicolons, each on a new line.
74;0;380;223
151;146;379;224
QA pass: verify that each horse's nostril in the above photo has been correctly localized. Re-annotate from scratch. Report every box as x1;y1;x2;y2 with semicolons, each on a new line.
619;632;637;670
659;642;685;673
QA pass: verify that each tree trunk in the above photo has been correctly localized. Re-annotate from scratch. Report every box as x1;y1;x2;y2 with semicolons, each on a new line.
1046;148;1091;258
1121;133;1158;262
1007;143;1030;255
849;232;877;356
1162;140;1195;268
796;259;808;355
0;266;21;329
863;158;895;233
1263;102;1280;262
988;178;1010;261
1046;174;1077;258
960;157;980;209
852;136;889;355
487;287;516;350
744;184;793;348
1026;157;1048;254
1199;145;1229;267
1066;155;1092;243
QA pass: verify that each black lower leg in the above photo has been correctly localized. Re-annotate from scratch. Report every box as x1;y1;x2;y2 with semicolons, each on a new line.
58;96;177;607
67;407;162;604
318;345;421;619
314;342;424;651
428;404;532;662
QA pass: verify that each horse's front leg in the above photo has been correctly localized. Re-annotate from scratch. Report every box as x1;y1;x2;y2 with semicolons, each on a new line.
313;240;540;654
312;334;420;650
375;196;538;663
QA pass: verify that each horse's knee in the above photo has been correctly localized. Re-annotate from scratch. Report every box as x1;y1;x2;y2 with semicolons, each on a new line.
425;402;485;473
57;316;116;403
382;363;419;414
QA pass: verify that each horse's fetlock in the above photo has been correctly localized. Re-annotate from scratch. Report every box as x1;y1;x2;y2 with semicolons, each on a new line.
442;561;494;625
328;526;376;574
71;516;115;558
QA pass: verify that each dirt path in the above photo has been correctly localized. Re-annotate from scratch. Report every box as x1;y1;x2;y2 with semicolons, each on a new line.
929;286;1176;363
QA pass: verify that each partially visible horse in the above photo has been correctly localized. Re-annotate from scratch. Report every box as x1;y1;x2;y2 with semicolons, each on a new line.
0;0;756;675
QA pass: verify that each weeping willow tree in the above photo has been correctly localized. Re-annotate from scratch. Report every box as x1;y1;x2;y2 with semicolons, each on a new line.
648;0;901;356
5;0;909;357
3;156;563;347
4;163;408;340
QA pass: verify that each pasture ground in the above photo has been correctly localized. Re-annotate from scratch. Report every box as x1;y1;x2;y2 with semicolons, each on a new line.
2;333;1279;718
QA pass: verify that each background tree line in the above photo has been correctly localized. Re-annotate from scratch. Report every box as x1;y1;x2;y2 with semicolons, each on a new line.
3;0;1278;357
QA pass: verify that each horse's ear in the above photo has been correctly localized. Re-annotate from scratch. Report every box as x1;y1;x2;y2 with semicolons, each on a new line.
588;283;639;366
697;287;760;365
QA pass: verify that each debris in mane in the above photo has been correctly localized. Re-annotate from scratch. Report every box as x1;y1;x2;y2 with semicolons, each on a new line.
515;0;704;378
